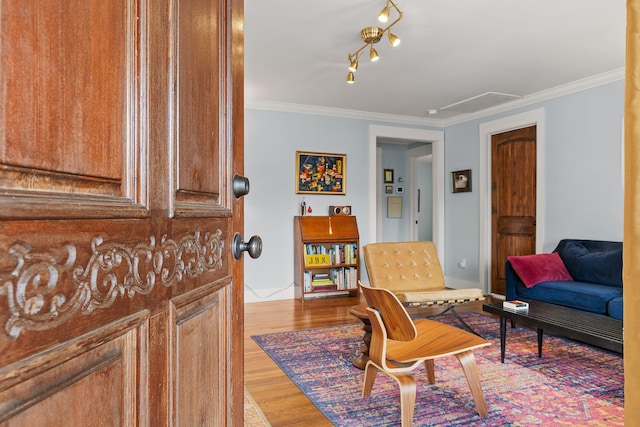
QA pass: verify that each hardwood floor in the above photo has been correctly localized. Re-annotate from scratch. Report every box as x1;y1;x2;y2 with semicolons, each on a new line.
244;294;494;426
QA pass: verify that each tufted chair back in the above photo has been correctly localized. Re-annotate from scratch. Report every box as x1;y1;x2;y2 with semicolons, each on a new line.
363;241;445;293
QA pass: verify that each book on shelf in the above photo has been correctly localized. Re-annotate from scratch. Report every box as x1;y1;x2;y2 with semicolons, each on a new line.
311;283;338;291
503;300;529;311
303;271;312;292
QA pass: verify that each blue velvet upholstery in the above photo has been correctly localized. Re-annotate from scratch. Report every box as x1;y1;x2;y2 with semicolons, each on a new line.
608;297;623;320
555;240;622;287
505;239;623;320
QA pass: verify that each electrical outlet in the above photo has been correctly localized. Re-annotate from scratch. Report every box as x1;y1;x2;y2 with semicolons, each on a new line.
458;258;466;269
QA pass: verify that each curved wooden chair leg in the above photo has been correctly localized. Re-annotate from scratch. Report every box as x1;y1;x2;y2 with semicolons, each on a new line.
456;351;488;417
424;359;435;384
393;374;417;427
362;362;378;397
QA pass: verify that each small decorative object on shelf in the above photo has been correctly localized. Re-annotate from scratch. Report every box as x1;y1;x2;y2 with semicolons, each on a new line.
503;300;529;312
294;215;360;302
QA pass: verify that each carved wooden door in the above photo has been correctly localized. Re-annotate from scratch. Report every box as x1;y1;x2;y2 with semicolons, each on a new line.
0;0;246;425
491;125;537;295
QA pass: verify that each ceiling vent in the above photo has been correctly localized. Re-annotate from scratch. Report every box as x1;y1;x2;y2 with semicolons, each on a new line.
429;92;521;118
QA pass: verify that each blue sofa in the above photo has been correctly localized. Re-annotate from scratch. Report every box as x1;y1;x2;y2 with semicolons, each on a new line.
505;239;623;320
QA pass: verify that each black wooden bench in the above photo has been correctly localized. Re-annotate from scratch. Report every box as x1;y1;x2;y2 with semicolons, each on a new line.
482;300;623;363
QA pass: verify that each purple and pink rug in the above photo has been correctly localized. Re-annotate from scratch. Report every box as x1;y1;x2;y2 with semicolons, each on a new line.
252;312;623;426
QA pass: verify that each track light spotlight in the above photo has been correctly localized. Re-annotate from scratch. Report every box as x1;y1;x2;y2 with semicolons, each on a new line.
388;32;400;47
347;72;355;84
369;45;379;62
378;2;390;23
349;57;359;72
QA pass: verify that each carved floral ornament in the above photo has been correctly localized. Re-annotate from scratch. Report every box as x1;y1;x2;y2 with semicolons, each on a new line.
0;229;224;339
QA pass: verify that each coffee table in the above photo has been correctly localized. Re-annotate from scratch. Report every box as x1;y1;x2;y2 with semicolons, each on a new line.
483;300;623;363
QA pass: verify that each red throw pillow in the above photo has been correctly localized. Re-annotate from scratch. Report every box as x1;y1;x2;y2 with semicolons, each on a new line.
508;252;573;288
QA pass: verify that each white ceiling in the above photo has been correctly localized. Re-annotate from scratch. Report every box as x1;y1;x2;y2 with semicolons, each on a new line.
244;1;626;123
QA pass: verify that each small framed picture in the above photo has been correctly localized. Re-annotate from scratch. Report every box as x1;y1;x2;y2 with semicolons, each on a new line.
384;169;394;183
396;186;404;194
385;185;393;194
452;169;472;193
387;196;402;218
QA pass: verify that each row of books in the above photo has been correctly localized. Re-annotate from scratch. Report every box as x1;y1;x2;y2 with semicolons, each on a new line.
303;267;358;292
304;243;358;266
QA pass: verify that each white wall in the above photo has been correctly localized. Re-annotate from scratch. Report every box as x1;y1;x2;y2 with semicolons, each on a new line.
244;80;625;302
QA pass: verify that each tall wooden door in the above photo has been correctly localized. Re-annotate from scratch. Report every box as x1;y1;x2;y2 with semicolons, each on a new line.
491;126;537;295
0;1;247;425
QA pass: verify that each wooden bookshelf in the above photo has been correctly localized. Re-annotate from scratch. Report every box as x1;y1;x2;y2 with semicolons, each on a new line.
293;215;360;302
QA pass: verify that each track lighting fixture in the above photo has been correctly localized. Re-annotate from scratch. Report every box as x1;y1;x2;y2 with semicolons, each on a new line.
346;0;403;84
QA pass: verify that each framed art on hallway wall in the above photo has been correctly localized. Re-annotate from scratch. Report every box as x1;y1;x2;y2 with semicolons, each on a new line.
452;169;472;193
296;151;346;194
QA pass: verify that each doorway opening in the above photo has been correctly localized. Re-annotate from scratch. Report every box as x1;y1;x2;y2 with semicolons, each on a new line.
368;125;444;262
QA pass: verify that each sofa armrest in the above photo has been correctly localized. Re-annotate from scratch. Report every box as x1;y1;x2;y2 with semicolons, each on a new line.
505;260;523;300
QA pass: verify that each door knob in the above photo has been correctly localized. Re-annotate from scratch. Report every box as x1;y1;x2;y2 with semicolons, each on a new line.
232;174;250;198
233;233;262;259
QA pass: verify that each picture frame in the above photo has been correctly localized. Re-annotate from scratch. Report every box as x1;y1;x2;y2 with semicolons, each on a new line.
296;151;346;194
396;186;404;194
387;196;402;218
384;169;394;183
452;169;472;193
385;185;393;194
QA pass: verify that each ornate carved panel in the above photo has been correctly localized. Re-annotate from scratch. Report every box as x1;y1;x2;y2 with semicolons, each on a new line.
0;229;223;339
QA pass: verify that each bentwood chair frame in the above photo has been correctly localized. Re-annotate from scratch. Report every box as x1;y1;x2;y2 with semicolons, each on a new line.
359;283;490;426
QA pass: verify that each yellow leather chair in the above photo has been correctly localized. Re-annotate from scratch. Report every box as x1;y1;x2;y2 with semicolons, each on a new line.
363;241;484;335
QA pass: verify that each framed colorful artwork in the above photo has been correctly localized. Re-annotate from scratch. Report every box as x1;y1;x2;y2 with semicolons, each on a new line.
296;151;346;195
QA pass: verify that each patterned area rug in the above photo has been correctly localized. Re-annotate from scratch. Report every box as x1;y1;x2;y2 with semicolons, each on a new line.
252;312;623;426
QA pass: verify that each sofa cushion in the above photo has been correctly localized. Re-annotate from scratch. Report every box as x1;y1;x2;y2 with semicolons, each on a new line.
514;280;623;315
557;241;623;287
507;252;573;288
608;297;623;320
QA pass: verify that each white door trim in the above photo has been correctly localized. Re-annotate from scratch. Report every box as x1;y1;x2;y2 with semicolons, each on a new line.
369;125;445;262
408;146;432;241
479;108;546;296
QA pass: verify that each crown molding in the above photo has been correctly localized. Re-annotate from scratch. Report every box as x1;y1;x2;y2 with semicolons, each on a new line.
245;68;625;127
439;67;625;126
244;100;440;126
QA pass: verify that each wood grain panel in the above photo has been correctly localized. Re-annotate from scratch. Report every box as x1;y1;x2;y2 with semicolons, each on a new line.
0;0;146;218
171;280;229;426
0;310;148;425
494;140;536;218
174;0;226;213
